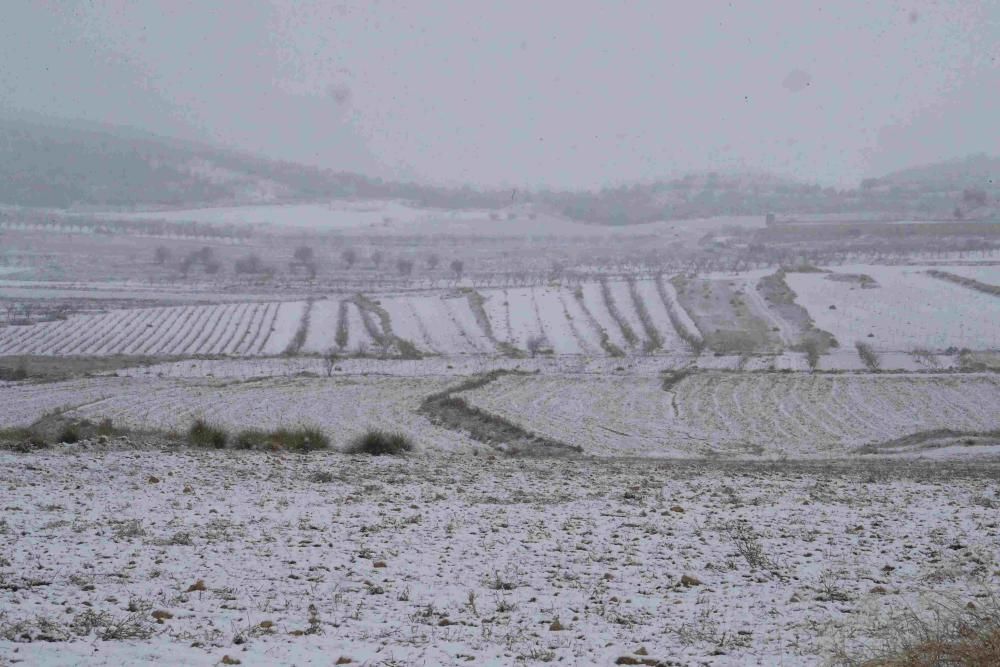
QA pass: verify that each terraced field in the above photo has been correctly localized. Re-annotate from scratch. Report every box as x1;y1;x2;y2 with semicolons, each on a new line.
2;266;997;360
0;279;703;358
458;372;1000;457
0;301;304;357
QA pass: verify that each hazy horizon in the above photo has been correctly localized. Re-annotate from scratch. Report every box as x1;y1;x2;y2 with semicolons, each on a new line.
3;1;998;190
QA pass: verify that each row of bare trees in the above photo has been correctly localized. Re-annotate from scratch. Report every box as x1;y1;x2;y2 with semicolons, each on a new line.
154;243;468;280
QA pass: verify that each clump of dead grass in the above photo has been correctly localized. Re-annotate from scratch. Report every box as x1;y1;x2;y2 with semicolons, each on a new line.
840;594;1000;667
346;429;413;456
187;419;228;449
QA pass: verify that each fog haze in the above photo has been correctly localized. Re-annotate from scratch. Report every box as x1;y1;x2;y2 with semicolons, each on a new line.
2;1;998;188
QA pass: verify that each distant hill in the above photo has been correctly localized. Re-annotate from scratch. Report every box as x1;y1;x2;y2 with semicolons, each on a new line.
0;115;995;224
0;116;404;209
878;153;1000;189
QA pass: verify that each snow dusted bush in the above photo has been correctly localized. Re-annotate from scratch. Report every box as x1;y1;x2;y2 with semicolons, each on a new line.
347;429;413;456
57;423;80;444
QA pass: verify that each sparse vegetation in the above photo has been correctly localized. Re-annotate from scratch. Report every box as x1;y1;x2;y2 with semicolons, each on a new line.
234;427;330;452
0;426;47;450
187;419;229;449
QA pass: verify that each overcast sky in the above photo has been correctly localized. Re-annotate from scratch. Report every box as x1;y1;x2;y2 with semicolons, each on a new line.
2;1;997;189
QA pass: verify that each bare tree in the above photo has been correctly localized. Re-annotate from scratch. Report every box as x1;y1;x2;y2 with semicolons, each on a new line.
293;246;315;263
371;251;384;269
526;335;546;358
396;258;414;276
323;349;339;377
342;248;357;269
450;259;464;280
153;246;171;265
802;337;822;371
855;341;881;371
427;253;440;270
962;187;988;208
291;246;318;279
235;254;266;274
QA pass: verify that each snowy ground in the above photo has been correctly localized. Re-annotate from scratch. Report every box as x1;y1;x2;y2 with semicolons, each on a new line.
1;449;998;666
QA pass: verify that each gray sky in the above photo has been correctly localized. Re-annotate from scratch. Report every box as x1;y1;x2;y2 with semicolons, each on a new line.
2;1;997;188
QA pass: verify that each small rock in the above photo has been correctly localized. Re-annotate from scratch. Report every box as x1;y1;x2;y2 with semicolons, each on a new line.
680;574;702;587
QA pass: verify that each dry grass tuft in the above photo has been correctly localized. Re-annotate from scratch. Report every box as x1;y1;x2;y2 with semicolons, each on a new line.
346;429;413;456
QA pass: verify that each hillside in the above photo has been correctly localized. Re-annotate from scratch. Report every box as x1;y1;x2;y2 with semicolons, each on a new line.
878;153;1000;189
0;117;401;209
1;116;996;223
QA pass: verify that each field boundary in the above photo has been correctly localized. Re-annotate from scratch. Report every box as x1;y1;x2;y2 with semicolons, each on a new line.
418;371;582;456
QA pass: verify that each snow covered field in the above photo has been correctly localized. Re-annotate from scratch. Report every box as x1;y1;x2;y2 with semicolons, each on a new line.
3;265;997;360
0;280;704;358
2;449;998;666
100;200;442;230
786;265;1000;352
0;375;477;453
460;372;1000;458
0;302;293;357
1;370;996;460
